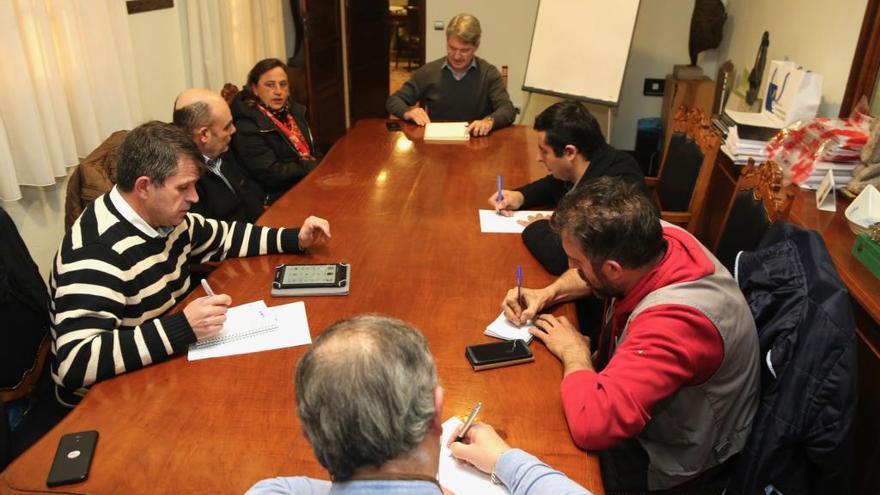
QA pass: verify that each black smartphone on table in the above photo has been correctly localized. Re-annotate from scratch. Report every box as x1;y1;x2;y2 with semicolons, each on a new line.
46;430;98;487
465;340;534;371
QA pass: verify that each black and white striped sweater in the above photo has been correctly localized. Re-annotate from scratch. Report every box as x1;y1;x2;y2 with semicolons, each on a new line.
49;193;301;406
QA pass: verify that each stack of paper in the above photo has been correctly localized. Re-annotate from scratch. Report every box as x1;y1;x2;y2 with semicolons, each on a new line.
485;312;534;344
717;110;779;165
424;122;469;142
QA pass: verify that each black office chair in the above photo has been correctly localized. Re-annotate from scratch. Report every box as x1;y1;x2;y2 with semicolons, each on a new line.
0;207;60;470
646;107;720;236
712;159;794;273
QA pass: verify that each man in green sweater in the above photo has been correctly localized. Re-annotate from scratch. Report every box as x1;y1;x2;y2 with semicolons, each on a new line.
50;122;330;407
386;13;515;136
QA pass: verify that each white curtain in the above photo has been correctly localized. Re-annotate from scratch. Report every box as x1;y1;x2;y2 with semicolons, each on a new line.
183;0;287;91
0;0;141;202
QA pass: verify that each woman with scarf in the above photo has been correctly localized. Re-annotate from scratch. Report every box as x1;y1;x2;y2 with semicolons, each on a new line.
230;59;322;204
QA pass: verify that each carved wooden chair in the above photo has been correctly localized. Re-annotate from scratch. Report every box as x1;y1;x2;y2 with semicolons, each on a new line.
712;159;795;272
647;106;721;234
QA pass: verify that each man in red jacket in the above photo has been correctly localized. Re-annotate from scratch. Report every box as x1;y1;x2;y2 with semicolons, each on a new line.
502;177;759;492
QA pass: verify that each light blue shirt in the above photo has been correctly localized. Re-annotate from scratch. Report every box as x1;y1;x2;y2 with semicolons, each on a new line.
441;57;478;81
245;449;592;495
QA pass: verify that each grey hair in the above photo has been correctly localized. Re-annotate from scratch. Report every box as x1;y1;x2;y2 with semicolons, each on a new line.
116;121;203;192
172;100;213;137
446;13;481;46
295;314;438;481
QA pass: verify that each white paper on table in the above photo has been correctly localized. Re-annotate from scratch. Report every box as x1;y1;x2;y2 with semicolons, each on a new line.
485;312;534;344
478;209;554;234
424;122;470;141
188;301;312;361
438;417;508;495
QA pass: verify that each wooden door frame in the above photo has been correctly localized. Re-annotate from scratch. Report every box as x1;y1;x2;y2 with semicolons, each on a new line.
841;0;880;116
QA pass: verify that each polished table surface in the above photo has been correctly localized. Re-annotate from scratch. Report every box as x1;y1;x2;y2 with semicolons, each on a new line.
1;120;604;494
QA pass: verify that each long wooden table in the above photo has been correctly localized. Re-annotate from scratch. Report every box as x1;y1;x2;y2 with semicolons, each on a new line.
1;120;604;494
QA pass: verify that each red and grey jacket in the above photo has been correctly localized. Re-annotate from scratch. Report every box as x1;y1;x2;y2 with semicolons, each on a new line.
561;222;760;490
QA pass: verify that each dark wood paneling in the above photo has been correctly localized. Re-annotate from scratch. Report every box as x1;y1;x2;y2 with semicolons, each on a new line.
300;0;347;151
347;0;390;122
125;0;173;15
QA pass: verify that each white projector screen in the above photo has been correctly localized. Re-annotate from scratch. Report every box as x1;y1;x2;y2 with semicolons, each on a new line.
523;0;640;106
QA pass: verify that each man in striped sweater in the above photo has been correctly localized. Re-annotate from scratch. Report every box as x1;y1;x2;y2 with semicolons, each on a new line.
50;121;330;407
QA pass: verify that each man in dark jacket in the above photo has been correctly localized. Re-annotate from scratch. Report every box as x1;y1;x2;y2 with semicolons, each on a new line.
489;100;646;276
173;89;267;222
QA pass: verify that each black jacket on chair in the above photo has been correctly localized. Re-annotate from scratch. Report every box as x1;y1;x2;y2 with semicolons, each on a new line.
728;221;857;494
229;91;322;204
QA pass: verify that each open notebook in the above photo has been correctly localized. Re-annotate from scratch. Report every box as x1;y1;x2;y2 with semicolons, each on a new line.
187;300;312;361
485;311;534;343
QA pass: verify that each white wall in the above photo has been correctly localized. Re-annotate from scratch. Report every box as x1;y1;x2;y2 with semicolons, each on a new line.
2;178;68;281
717;0;867;118
127;6;189;122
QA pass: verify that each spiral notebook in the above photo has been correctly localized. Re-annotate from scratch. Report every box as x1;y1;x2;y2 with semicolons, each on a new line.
187;300;313;361
191;300;278;349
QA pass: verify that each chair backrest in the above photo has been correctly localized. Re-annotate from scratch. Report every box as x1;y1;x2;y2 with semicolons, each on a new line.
64;130;128;231
653;107;720;232
712;159;794;272
0;207;50;403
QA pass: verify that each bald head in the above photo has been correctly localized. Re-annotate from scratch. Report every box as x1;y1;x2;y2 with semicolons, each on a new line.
172;88;235;159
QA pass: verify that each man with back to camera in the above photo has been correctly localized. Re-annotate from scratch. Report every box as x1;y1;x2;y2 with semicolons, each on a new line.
247;314;593;495
386;13;515;136
173;88;267;222
50;121;331;407
501;177;759;493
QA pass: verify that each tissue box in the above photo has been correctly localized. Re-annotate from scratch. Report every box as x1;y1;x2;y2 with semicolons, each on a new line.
844;185;880;237
852;234;880;279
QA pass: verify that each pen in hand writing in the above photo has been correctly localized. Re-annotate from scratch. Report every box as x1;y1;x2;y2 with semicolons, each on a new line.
516;265;524;313
496;175;503;213
455;401;483;443
201;279;215;297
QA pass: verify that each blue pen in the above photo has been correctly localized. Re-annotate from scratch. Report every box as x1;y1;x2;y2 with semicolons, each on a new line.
496;175;503;203
516;265;523;308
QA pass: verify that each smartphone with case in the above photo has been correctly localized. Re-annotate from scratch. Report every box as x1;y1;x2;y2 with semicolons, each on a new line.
46;430;98;487
465;340;534;371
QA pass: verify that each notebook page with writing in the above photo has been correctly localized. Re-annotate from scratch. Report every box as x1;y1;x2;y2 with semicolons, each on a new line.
188;301;312;361
478;210;554;234
485;311;534;343
438;417;507;495
189;300;276;349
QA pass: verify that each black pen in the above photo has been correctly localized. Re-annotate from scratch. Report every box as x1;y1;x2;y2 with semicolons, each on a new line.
454;401;482;443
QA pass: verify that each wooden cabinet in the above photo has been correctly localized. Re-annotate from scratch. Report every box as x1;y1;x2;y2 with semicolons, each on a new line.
660;75;716;164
